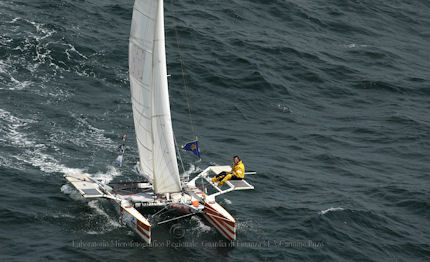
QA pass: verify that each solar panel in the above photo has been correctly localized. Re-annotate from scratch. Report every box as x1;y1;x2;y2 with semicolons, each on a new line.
81;188;103;197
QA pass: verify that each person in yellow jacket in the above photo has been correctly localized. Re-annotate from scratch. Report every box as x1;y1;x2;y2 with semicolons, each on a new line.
212;155;245;187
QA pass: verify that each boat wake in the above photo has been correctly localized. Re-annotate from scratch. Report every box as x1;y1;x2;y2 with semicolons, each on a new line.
60;184;85;202
61;184;122;234
87;200;121;228
184;216;212;237
90;166;121;184
0;106;119;181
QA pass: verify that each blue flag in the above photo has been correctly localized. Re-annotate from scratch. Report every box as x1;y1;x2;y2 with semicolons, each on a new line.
182;140;200;159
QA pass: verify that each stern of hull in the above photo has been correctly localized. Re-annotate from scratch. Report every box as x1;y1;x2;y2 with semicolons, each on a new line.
203;201;236;241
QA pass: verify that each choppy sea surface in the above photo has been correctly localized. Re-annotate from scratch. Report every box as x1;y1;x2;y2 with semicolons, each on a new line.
1;0;429;261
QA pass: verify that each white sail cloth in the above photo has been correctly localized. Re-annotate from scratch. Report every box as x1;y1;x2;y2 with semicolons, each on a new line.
129;0;181;194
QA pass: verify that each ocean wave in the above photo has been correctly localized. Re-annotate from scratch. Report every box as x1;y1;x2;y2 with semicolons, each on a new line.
0;58;34;91
0;0;429;260
0;13;126;96
0;108;37;147
0;108;117;177
74;115;116;150
345;43;369;49
319;207;344;215
352;80;406;94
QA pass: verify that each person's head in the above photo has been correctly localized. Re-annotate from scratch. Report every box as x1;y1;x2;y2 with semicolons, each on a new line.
233;155;240;164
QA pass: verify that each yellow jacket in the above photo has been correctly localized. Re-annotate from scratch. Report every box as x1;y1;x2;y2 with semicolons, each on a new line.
230;160;245;179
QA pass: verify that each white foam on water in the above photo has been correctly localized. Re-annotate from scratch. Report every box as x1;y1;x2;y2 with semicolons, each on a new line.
319;207;344;215
180;163;202;181
86;231;101;235
1;109;122;235
60;184;74;194
0;59;7;75
0;108;36;145
1;107;118;178
28;20;55;41
0;108;112;179
18;19;57;73
61;184;85;202
88;200;121;229
91;166;121;184
345;43;368;48
208;161;219;166
64;43;88;60
14;147;83;177
11;136;85;174
0;59;34;91
0;155;13;168
0;17;81;93
190;216;212;233
223;198;232;205
236;218;261;235
8;17;21;24
276;103;292;113
0;109;39;170
51;213;75;219
10;75;32;90
72;115;115;150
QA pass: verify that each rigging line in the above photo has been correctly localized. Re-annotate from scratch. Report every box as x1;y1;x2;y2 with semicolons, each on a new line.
170;0;196;139
149;206;169;219
157;212;199;225
174;134;186;174
167;68;186;175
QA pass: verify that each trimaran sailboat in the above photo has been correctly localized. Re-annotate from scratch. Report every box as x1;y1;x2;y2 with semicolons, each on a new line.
65;0;254;243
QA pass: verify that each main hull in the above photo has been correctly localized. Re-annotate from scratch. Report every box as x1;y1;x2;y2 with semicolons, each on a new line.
203;201;236;241
113;200;152;244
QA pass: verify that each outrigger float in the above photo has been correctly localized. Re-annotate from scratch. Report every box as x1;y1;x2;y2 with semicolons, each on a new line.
65;0;254;243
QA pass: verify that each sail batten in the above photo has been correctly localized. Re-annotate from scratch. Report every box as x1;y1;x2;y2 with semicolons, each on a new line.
129;0;181;194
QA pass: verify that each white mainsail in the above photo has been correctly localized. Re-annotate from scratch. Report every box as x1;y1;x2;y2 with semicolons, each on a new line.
129;0;181;194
